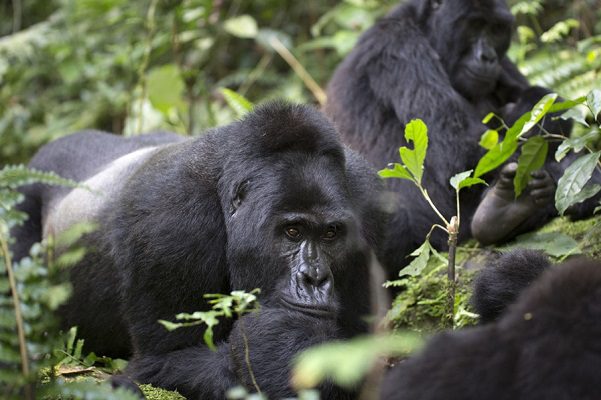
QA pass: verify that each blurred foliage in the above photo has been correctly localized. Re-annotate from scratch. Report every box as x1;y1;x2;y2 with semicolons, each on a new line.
0;0;395;166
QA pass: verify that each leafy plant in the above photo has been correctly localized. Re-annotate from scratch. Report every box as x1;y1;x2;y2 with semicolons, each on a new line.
159;289;260;351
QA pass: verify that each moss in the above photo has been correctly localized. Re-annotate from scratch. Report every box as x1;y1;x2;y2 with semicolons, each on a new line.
140;384;185;400
387;213;601;334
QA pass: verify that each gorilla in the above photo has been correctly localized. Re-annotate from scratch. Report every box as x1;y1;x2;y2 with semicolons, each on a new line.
380;250;601;400
325;0;600;276
10;102;384;399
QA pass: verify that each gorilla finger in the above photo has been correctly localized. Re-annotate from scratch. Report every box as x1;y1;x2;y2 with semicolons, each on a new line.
530;169;549;179
500;162;518;177
531;188;554;200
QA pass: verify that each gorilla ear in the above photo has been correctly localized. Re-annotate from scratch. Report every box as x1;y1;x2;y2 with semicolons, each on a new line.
231;180;250;215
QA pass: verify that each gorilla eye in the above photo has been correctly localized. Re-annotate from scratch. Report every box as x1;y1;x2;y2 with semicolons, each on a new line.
322;226;338;241
285;227;301;240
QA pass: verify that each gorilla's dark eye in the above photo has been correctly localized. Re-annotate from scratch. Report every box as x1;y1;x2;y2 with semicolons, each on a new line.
285;227;301;240
322;226;338;241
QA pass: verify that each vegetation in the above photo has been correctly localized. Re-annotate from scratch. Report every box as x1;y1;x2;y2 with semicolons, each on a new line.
1;0;600;399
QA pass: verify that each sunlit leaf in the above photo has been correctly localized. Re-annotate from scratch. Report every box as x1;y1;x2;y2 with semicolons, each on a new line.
474;138;519;178
502;231;580;258
378;163;413;180
587;89;601;121
513;136;548;197
521;93;558;135
555;130;600;161
292;333;423;390
559;107;589;127
147;64;186;115
555;151;601;215
223;15;258;39
398;241;431;277
482;112;495;124
479;129;499;150
219;88;254;117
399;119;428;183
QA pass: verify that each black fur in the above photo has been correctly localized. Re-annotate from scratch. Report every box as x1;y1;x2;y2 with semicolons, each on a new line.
472;249;551;323
325;0;599;276
381;250;601;400
11;102;384;399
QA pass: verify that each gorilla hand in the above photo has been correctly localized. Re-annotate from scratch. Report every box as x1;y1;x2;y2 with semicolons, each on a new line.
471;162;555;245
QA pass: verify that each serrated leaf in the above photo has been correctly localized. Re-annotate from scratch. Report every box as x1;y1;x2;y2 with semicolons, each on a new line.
223;15;258;39
378;163;413;180
219;88;254;117
521;93;558;135
399;119;428;184
482;112;495;124
479;129;498;150
398;241;431;277
555;151;601;215
586;89;601;121
514;136;549;197
0;165;80;190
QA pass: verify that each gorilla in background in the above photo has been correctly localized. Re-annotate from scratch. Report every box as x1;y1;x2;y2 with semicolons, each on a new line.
10;103;385;399
325;0;601;276
380;250;601;400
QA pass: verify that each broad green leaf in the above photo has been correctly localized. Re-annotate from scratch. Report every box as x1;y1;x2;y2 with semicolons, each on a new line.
502;231;580;258
399;120;428;183
548;96;586;113
474;137;519;178
219;88;254;117
482;112;495;124
292;333;422;390
559;107;589;127
458;177;487;190
223;15;258;39
449;170;473;190
513;136;548;197
378;163;413;181
479;129;499;150
147;64;186;114
521;93;558;135
586;89;601;121
555;151;601;215
398;241;431;277
555;130;600;162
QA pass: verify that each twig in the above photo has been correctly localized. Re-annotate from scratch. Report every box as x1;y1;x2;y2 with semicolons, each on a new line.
0;232;33;399
238;319;261;395
269;36;327;105
446;216;459;329
135;0;159;134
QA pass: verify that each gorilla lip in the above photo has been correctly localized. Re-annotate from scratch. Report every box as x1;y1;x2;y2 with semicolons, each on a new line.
279;296;336;318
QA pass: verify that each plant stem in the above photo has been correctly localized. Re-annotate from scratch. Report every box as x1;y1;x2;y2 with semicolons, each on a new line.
0;232;33;400
417;185;450;226
238;319;261;395
446;216;458;329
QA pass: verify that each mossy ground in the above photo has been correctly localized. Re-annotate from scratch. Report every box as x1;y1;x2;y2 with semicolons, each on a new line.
387;213;601;333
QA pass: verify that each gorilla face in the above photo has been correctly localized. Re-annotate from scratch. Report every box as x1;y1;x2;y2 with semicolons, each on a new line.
225;149;364;317
424;0;514;98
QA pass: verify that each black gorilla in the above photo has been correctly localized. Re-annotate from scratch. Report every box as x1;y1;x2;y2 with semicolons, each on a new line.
11;103;384;399
325;0;600;275
380;250;601;400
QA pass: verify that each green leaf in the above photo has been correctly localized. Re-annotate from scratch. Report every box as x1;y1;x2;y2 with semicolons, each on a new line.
0;165;80;190
521;93;558;135
219;88;254;117
479;129;499;150
292;333;422;390
586;89;601;121
223;15;258;39
548;96;586;113
378;163;413;180
147;64;186;115
399;119;428;183
502;231;580;258
555;130;600;162
559;107;589;127
449;170;473;190
513;136;549;197
482;112;495;124
398;241;431;277
555;151;601;215
474;138;519;178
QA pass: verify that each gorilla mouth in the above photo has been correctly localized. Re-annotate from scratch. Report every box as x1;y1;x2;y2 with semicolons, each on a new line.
280;297;336;317
464;68;497;84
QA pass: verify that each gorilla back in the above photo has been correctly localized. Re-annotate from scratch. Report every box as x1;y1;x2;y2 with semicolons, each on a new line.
11;103;384;398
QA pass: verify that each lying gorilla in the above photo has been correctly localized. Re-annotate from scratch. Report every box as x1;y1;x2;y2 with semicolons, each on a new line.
325;0;600;276
11;102;384;398
381;250;601;400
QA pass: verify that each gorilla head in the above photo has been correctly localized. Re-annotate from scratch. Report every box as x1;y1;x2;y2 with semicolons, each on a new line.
414;0;514;98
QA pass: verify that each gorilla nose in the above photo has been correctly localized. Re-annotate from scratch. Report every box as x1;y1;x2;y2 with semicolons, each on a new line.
300;266;330;287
